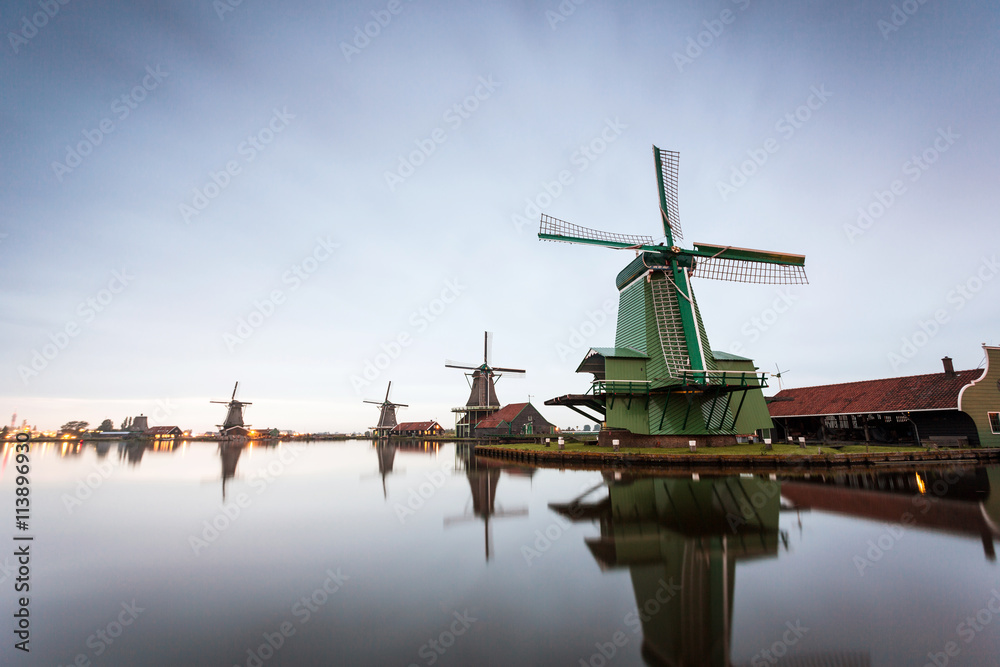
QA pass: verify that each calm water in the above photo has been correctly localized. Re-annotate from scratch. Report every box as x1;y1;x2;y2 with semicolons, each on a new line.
2;439;1000;666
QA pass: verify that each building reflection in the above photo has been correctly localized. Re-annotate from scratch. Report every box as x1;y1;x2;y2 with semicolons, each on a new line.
551;467;1000;666
220;443;244;501
552;474;785;666
94;440;112;459
447;447;530;562
218;440;283;499
116;438;179;466
780;467;1000;561
369;440;443;499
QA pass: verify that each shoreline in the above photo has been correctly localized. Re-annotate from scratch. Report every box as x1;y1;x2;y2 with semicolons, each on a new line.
473;444;1000;472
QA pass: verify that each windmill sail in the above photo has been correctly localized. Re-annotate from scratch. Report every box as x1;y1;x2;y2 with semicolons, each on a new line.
654;147;683;243
690;243;808;284
539;214;655;249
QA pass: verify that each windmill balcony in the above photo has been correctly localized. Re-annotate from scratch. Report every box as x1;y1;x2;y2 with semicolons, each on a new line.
678;369;769;388
590;371;766;396
589;380;651;396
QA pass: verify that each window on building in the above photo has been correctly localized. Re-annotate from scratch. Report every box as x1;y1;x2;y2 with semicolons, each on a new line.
990;412;1000;435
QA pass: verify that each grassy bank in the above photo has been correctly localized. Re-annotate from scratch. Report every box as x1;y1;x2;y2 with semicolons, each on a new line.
493;442;930;456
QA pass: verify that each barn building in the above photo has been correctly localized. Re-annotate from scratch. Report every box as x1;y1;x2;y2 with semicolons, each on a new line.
391;421;444;437
767;346;1000;448
473;402;554;438
145;426;182;439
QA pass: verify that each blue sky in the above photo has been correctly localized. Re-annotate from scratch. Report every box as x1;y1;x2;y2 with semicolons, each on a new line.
2;0;998;432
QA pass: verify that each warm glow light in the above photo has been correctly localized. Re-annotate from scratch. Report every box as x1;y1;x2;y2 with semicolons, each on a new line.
915;473;926;494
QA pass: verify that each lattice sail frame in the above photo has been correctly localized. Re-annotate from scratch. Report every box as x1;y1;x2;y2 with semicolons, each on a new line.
540;214;654;247
692;256;808;285
655;148;683;243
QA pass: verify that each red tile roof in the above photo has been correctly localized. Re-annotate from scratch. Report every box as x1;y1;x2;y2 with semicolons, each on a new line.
768;370;980;417
475;403;528;429
392;421;441;432
145;426;181;435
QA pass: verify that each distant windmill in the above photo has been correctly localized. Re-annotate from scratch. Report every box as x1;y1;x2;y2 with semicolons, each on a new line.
773;364;791;392
364;381;407;439
211;382;252;439
446;331;525;438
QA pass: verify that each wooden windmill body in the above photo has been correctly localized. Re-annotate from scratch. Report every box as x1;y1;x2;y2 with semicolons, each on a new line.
211;382;252;440
541;147;808;445
365;382;407;440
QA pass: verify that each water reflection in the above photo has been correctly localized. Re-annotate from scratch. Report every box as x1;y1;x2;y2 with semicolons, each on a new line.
368;439;443;499
551;475;784;666
447;447;529;561
7;440;1000;666
219;443;244;501
546;466;1000;666
781;468;1000;561
116;438;179;466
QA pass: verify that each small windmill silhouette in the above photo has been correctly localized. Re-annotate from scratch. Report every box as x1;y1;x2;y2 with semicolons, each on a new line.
364;381;407;439
211;382;251;438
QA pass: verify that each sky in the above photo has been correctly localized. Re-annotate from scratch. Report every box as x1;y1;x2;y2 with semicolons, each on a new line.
2;0;998;433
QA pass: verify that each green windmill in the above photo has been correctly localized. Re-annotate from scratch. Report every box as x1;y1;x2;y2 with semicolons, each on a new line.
541;147;808;446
